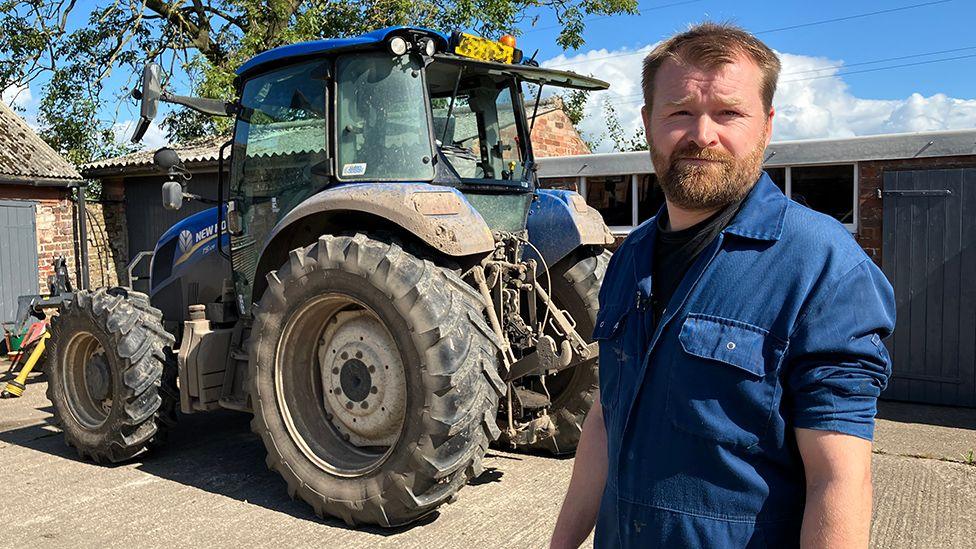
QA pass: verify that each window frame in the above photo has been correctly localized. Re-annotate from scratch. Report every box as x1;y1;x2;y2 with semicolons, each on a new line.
570;162;858;234
783;162;859;233
332;53;437;183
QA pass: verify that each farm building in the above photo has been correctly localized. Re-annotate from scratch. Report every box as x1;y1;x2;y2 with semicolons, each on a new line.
537;128;976;407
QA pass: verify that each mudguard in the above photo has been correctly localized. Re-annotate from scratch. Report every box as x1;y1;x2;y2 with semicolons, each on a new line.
265;182;496;257
525;189;614;267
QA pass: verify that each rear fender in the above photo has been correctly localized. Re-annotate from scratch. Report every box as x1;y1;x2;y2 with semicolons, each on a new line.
251;183;495;300
525;189;613;267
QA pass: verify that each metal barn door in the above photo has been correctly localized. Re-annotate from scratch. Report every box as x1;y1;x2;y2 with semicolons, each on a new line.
0;200;39;324
882;168;976;407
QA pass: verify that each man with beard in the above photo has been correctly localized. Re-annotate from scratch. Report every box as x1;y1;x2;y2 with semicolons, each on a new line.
550;23;895;549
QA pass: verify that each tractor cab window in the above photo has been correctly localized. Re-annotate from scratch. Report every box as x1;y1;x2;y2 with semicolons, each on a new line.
427;63;527;185
335;53;435;181
232;59;330;230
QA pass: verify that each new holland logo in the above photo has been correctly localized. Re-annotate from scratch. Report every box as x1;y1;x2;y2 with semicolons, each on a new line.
178;230;194;253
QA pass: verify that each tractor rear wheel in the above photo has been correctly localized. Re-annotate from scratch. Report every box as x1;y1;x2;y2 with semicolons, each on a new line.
46;288;177;462
250;234;504;527
525;247;609;455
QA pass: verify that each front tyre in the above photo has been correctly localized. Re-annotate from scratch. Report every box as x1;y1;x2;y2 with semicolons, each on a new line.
525;248;609;455
46;288;177;463
250;234;504;527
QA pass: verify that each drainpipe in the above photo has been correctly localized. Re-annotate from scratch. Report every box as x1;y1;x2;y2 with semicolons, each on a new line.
77;182;90;291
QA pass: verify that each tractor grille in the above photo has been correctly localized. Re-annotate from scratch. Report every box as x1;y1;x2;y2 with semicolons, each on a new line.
231;234;258;279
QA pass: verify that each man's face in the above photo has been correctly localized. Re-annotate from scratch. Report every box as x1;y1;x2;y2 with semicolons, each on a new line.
642;50;774;210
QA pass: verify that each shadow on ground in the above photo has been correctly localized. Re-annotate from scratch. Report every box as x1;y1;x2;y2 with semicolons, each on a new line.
0;399;525;534
878;400;976;430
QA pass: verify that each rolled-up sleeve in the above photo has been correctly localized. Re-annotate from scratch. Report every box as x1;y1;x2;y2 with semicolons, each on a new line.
787;259;896;440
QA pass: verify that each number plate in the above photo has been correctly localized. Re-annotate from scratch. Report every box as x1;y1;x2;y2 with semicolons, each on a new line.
454;33;514;64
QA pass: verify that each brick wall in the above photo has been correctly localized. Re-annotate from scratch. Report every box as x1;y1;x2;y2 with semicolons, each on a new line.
82;179;127;288
0;185;75;291
856;155;976;265
531;98;591;158
0;181;128;294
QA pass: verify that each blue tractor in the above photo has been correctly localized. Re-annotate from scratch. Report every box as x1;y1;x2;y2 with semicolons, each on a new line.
45;27;613;526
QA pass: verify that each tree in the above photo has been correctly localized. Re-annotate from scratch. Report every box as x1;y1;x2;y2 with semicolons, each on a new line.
0;0;637;165
601;96;646;152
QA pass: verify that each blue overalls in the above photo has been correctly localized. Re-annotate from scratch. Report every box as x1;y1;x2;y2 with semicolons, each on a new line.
593;173;895;548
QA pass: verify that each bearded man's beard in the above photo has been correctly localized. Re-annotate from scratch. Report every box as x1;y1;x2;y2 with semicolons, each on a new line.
650;136;766;210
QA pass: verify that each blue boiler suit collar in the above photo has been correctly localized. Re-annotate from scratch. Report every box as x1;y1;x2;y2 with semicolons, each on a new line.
627;171;787;302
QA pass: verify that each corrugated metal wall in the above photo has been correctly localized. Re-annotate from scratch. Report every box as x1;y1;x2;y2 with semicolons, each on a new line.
882;168;976;407
124;174;219;293
0;200;39;324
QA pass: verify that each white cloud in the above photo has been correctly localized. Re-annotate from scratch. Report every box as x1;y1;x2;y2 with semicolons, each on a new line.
2;83;33;110
541;46;976;150
113;119;169;150
542;46;655;151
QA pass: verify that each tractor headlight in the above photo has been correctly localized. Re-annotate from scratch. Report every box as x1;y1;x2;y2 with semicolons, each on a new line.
387;36;409;56
418;37;436;57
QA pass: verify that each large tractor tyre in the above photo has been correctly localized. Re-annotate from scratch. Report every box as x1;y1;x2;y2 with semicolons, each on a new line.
526;247;610;455
250;233;505;527
46;288;178;463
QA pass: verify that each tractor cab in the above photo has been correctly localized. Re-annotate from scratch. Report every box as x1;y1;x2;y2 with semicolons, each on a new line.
216;27;609;308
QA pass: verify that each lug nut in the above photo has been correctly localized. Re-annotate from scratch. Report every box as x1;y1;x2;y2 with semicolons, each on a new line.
341;351;348;360
334;387;342;395
355;351;363;359
370;386;378;394
360;402;368;409
346;402;353;410
332;367;339;375
368;365;376;373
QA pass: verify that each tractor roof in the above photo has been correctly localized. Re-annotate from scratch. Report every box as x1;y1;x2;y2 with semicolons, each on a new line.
236;26;448;78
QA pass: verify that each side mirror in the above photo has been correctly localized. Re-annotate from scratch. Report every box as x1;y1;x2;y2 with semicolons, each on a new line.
162;181;184;210
153;147;183;170
131;63;163;143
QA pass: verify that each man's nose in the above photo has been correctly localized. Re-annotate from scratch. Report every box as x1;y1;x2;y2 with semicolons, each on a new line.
688;115;719;149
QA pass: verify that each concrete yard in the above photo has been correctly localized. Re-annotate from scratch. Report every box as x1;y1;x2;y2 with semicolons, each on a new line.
1;375;974;548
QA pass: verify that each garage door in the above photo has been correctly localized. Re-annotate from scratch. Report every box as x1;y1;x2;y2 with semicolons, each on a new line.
0;200;39;324
882;168;976;407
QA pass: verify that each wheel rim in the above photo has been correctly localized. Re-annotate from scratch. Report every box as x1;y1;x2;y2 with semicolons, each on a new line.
62;331;113;429
275;294;407;477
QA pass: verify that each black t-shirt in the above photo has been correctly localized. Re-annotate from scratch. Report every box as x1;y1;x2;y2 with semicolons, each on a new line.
652;199;743;323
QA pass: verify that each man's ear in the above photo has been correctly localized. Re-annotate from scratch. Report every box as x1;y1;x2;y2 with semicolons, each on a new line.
764;106;775;148
641;104;652;148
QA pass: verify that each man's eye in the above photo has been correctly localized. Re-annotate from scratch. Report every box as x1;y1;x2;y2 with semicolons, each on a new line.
670;110;691;117
721;110;742;117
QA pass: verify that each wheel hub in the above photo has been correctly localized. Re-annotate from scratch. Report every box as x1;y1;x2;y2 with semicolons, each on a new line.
84;353;111;402
339;358;372;402
318;310;405;448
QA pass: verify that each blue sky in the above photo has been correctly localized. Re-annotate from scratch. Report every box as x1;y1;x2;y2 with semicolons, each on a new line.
3;0;972;152
526;0;976;149
524;0;972;99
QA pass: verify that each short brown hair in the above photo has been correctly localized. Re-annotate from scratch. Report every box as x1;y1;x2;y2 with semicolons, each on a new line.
641;22;781;112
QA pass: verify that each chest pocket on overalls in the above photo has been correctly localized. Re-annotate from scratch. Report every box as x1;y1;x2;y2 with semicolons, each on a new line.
667;313;787;448
592;304;633;410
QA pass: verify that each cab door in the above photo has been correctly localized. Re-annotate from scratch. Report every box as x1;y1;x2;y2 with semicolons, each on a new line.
228;60;331;309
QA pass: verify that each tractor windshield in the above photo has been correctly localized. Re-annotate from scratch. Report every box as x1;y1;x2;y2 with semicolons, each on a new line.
335;53;435;181
426;61;528;185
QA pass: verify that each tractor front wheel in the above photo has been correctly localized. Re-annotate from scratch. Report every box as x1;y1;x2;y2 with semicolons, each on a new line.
250;234;504;527
46;288;178;462
524;247;609;455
